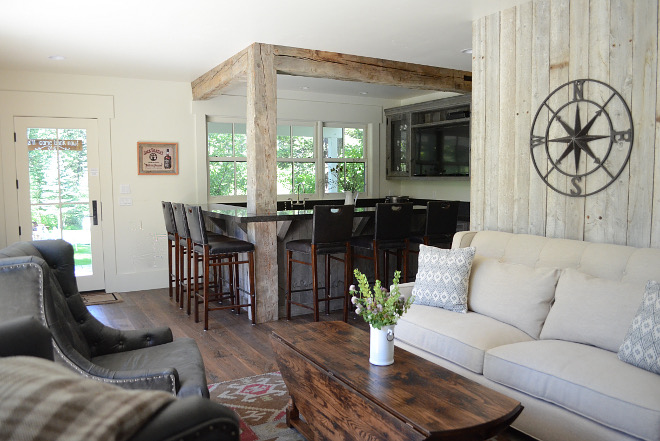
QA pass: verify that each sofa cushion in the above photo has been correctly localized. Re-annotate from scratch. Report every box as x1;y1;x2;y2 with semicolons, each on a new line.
412;245;475;313
540;268;644;352
618;280;660;374
484;340;660;441
468;256;560;338
395;304;533;374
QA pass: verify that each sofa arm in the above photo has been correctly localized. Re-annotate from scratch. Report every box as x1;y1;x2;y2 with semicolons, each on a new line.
396;282;415;302
452;231;477;249
129;396;240;441
0;316;53;360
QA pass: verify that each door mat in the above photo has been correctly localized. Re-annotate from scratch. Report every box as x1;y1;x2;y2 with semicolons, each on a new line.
208;372;534;441
81;292;123;306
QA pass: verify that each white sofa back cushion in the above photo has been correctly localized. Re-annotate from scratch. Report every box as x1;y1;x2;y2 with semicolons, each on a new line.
540;268;645;352
468;256;560;339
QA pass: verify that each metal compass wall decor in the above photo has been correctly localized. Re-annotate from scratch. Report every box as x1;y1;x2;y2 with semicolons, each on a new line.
530;79;633;197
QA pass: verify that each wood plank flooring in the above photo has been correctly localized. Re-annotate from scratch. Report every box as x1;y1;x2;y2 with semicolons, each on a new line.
87;288;367;384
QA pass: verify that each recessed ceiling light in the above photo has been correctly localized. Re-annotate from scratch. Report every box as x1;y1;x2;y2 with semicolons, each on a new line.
301;86;310;90
359;92;368;95
461;48;473;54
48;55;65;61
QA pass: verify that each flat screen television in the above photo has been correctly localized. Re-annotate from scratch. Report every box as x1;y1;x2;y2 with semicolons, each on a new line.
411;121;470;177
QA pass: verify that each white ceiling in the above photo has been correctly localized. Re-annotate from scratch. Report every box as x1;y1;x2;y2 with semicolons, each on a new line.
0;0;528;99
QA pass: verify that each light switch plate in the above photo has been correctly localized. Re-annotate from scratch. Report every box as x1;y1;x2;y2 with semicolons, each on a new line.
119;197;133;206
120;184;131;194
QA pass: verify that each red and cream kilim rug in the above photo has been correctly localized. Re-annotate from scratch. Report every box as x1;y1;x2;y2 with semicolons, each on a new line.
209;372;533;441
209;372;305;441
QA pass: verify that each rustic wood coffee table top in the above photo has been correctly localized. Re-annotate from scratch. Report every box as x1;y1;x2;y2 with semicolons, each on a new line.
271;321;522;441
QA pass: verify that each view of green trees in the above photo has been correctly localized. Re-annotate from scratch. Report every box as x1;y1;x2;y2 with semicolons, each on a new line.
208;123;365;197
27;128;89;234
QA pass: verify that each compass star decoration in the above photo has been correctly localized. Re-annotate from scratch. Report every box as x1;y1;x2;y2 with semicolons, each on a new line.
530;79;634;197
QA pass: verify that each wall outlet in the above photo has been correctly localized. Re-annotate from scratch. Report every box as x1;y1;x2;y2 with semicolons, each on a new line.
119;197;133;206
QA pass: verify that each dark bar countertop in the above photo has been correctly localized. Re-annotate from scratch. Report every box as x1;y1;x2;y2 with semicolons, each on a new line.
201;198;469;224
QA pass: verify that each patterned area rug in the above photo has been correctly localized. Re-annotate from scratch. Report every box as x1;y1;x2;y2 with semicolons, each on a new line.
209;372;534;441
81;292;122;306
209;372;304;441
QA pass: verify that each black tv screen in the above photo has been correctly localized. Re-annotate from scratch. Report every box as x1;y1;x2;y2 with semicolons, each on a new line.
412;122;470;177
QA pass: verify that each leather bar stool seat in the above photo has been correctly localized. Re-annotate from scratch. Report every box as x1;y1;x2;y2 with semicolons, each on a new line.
408;200;459;249
351;202;413;287
407;201;460;280
286;205;354;322
161;201;178;302
172;202;223;314
185;205;256;330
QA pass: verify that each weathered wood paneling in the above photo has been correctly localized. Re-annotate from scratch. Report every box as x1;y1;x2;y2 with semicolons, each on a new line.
470;18;487;231
472;0;660;248
513;1;533;234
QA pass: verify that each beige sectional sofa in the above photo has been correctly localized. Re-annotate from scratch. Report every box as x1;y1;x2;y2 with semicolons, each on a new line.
395;230;660;441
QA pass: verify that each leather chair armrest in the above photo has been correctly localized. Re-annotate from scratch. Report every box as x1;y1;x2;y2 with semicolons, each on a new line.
129;396;240;441
0;316;53;360
90;326;174;357
84;364;181;396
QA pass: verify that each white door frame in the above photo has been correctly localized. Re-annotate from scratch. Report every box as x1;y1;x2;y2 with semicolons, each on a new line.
0;91;117;290
15;117;105;291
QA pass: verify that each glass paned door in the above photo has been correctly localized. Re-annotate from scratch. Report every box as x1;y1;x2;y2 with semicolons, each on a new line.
14;118;105;291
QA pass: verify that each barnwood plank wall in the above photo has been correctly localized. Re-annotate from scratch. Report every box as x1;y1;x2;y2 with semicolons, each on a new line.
471;0;660;248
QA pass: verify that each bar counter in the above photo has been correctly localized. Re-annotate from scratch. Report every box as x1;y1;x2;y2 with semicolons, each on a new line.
200;199;429;223
199;199;468;324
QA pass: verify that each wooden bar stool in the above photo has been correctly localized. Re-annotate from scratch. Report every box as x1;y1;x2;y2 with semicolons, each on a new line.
172;202;192;310
286;205;354;322
351;202;413;287
161;201;178;302
406;200;459;281
185;205;256;330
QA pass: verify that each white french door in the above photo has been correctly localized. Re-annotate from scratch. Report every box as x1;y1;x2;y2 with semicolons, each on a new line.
14;117;105;291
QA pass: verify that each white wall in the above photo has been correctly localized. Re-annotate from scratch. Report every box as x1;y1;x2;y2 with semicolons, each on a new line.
0;70;196;292
0;70;467;292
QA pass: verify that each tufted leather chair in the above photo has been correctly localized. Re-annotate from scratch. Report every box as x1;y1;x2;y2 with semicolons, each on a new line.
0;239;209;397
0;316;239;441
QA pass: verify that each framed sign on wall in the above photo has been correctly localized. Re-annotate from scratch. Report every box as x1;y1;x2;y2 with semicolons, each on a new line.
138;142;178;175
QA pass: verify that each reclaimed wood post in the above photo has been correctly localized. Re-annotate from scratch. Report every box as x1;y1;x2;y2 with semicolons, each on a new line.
246;43;278;323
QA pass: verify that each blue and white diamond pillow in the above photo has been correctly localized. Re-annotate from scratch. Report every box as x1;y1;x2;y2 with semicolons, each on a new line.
618;280;660;374
412;245;476;313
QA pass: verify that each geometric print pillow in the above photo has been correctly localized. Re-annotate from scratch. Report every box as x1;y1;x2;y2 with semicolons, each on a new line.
412;245;476;313
618;280;660;374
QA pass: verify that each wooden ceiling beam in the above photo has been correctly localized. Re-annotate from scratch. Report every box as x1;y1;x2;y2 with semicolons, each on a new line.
272;45;472;94
191;46;249;101
192;43;472;101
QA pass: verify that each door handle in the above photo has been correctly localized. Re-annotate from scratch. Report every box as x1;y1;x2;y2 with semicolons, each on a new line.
92;200;98;225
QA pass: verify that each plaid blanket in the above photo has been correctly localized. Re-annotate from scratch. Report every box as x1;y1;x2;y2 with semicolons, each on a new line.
0;356;174;441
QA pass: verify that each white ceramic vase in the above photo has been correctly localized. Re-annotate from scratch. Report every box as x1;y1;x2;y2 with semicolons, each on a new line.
344;191;354;205
369;324;395;366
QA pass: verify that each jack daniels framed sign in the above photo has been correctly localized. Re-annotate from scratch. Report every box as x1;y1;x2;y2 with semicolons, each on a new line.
138;142;178;175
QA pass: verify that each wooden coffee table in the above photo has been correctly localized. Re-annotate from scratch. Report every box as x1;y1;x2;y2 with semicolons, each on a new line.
271;321;522;441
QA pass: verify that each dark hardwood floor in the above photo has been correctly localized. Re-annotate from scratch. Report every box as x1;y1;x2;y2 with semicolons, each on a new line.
87;288;367;384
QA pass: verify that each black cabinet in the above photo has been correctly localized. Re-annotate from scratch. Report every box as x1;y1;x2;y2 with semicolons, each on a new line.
385;94;471;179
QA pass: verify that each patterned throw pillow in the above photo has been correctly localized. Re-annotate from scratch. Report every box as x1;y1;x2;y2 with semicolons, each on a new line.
618;280;660;374
412;245;476;313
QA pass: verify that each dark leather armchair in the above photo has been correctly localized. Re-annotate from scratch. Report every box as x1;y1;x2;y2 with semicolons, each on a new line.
0;239;207;397
0;316;239;441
